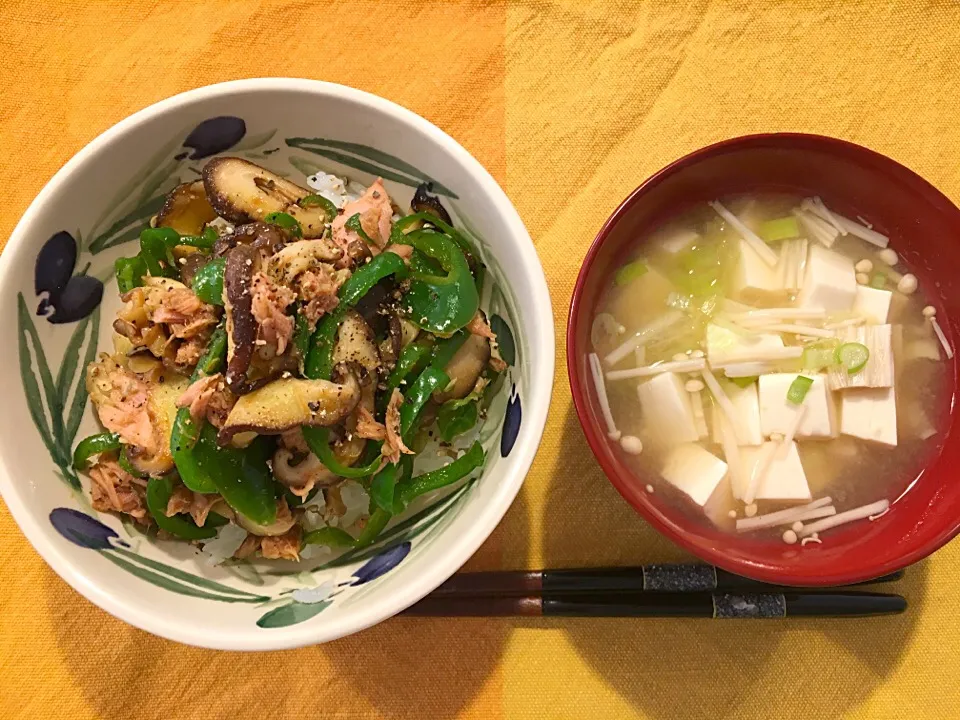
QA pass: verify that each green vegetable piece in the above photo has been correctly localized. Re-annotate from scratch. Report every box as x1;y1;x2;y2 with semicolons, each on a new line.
801;339;841;372
379;342;432;413
729;376;758;389
139;227;179;278
390;212;478;260
176;230;218;250
302;428;385;479
400;367;450;442
436;396;479;442
171;325;227;494
835;342;870;374
786;375;814;405
302;526;358;548
145;475;218;540
355;508;392;548
393;230;479;335
396;441;485;508
346;213;377;245
614;260;648;286
117;446;147;478
299;193;338;222
115;256;148;294
370;460;401;513
263;211;303;238
870;273;886;289
758;216;801;242
293;310;312;364
72;432;121;470
194;424;278;526
191;257;226;306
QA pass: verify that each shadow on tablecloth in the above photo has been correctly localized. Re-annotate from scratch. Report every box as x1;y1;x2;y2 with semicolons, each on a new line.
536;406;925;720
45;488;531;720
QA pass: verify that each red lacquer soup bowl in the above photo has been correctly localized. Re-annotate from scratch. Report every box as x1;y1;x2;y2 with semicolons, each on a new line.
567;133;960;586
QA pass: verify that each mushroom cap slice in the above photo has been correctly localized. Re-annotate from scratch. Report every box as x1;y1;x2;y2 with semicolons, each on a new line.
202;157;328;238
127;373;191;476
217;370;361;444
434;333;491;403
411;182;453;226
156;180;218;236
332;310;381;375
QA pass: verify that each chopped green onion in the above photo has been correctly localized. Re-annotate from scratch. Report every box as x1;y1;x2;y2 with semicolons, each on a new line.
263;211;303;237
870;273;886;289
614;260;648;286
802;339;841;371
730;375;758;388
835;342;870;374
786;375;814;404
758;216;801;242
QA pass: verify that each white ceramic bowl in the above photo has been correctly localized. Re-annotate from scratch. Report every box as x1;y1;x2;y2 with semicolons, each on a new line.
0;79;553;650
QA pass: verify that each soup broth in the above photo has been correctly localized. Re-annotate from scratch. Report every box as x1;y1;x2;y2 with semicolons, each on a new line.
590;194;951;542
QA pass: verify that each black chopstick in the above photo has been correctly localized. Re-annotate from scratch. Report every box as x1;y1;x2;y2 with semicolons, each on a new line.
403;591;907;619
429;563;905;598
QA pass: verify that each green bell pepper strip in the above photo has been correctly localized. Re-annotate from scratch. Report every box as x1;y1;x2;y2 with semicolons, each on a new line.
302;525;358;548
345;213;377;245
72;432;121;470
117;446;148;478
301;252;412;477
139;228;179;278
396;441;485;508
436;395;480;442
378;342;432;413
299;194;338;222
191;258;226;305
170;325;227;494
390;212;478;260
355;507;392;548
369;459;401;513
293;310;312;364
145;475;218;540
399;367;449;442
193;423;278;526
115;256;148;294
263;211;303;238
392;230;479;335
176;228;218;250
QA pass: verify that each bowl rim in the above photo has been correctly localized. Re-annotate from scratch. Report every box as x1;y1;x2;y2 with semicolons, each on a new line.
0;77;555;649
567;131;960;587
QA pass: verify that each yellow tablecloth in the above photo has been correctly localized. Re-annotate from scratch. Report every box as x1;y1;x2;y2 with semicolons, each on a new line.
3;1;960;717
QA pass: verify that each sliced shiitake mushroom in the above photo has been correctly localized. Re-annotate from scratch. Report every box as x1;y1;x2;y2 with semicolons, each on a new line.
217;364;361;444
126;374;191;476
411;182;453;225
223;244;259;393
272;449;339;490
433;332;491;403
214;221;286;259
202;157;329;238
332;311;381;375
156;181;218;236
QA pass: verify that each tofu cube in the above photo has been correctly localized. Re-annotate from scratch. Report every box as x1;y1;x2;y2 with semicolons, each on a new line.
797;245;857;313
741;441;812;502
853;285;893;324
732;239;785;302
706;323;785;367
655;227;700;255
710;381;764;446
829;324;894;389
661;443;730;510
841;387;898;447
758;373;839;438
636;372;699;446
